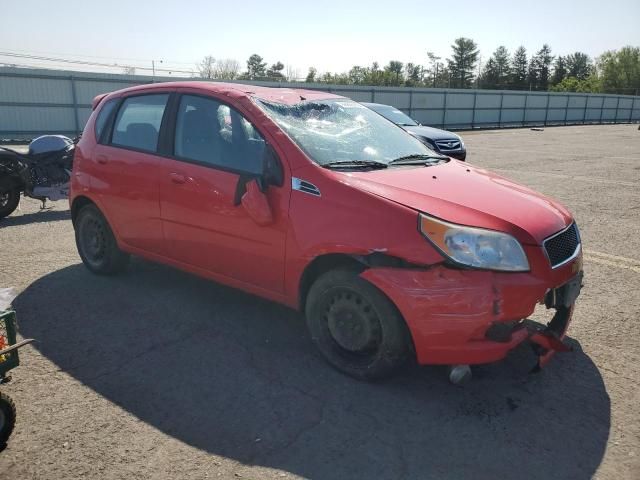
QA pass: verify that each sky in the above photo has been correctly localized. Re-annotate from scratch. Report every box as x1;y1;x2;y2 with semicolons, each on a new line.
1;0;639;78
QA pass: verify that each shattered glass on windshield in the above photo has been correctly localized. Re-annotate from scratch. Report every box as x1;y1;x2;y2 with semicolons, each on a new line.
256;99;437;167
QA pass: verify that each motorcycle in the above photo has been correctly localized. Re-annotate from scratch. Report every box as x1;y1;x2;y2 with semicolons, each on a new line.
0;135;75;219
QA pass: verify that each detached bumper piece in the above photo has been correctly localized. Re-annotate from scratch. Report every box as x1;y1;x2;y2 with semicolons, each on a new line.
484;306;574;372
528;305;573;372
483;272;583;372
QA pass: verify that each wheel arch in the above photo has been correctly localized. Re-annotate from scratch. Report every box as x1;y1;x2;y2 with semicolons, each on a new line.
297;251;422;312
70;195;96;226
298;254;365;312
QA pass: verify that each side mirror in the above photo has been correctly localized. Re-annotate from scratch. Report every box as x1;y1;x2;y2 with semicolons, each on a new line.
241;179;274;226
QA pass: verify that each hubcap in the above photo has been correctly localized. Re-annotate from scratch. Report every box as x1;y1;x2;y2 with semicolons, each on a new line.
325;291;381;353
0;192;8;208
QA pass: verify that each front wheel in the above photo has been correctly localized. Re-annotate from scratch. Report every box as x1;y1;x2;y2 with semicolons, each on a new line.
75;204;129;275
305;269;412;381
0;186;20;219
0;391;16;445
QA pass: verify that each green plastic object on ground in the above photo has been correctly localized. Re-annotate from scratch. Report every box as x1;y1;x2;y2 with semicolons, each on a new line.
0;309;34;445
0;310;21;376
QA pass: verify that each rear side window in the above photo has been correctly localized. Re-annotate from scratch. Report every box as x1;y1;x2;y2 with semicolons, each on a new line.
94;98;117;142
112;94;169;152
174;95;265;174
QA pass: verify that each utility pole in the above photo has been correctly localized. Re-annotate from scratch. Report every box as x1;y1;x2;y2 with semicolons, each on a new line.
152;59;163;82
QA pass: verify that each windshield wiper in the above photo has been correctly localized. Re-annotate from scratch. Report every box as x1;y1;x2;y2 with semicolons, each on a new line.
323;160;388;170
388;153;448;166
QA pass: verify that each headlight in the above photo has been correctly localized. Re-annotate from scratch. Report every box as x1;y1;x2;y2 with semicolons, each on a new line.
419;214;529;271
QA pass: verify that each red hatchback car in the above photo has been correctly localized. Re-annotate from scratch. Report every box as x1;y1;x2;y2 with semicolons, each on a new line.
70;82;583;382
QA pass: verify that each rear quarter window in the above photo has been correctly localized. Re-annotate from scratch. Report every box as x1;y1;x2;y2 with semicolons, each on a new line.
94;98;118;142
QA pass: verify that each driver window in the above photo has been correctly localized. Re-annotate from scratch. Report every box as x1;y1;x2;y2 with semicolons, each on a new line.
174;95;265;174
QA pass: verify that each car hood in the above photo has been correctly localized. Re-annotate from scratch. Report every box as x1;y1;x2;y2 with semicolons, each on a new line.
340;160;573;245
402;125;460;141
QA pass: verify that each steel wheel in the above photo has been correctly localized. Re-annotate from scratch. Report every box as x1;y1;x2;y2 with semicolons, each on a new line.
324;289;383;363
305;269;412;380
79;216;108;267
74;204;129;275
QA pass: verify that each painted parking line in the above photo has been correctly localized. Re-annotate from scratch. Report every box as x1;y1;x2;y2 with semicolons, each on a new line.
584;249;640;273
491;168;638;187
469;145;640;161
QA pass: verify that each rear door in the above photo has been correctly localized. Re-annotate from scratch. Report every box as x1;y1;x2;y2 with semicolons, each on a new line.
93;92;171;254
158;92;290;293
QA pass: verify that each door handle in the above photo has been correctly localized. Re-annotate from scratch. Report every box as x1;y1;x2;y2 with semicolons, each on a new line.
96;155;108;165
170;172;186;184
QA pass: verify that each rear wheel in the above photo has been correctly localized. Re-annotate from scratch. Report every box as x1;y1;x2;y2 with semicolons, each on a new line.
0;187;20;219
305;269;412;380
0;391;16;445
75;204;129;275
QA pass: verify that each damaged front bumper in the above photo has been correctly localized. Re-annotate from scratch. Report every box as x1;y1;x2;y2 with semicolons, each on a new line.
361;259;583;369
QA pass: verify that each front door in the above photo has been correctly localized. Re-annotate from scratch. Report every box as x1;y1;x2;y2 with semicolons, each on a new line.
159;93;289;294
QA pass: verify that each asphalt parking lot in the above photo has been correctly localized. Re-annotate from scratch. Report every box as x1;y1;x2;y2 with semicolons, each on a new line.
0;124;639;480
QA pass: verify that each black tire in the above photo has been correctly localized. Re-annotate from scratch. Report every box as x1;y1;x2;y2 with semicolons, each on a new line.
305;269;412;381
0;186;20;219
0;391;16;445
75;204;129;275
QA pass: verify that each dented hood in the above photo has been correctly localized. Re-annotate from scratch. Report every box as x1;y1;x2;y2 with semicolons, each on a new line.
341;160;573;245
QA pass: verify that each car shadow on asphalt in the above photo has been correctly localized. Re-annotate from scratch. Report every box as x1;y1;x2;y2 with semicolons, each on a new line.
0;208;71;228
15;260;610;480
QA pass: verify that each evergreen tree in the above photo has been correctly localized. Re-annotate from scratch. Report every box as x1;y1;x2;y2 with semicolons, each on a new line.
305;67;317;83
528;56;539;90
493;46;511;87
447;37;479;88
266;61;285;79
534;44;554;90
552;56;567;85
511;46;528;89
479;57;500;89
245;54;267;79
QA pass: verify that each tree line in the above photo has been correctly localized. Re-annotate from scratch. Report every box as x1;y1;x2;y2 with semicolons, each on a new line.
197;40;640;95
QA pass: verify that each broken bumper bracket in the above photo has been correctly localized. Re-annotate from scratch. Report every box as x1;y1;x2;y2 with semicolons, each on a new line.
527;304;574;372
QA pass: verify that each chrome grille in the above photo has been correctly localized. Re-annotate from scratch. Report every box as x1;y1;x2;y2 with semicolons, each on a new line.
434;139;461;151
543;223;581;268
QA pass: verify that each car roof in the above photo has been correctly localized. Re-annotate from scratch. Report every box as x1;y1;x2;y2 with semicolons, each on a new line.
106;81;343;105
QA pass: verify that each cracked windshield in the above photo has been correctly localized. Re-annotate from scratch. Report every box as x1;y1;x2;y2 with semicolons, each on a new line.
257;99;434;166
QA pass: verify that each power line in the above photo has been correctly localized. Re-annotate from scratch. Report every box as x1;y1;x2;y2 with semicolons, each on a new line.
0;51;194;74
0;47;199;66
